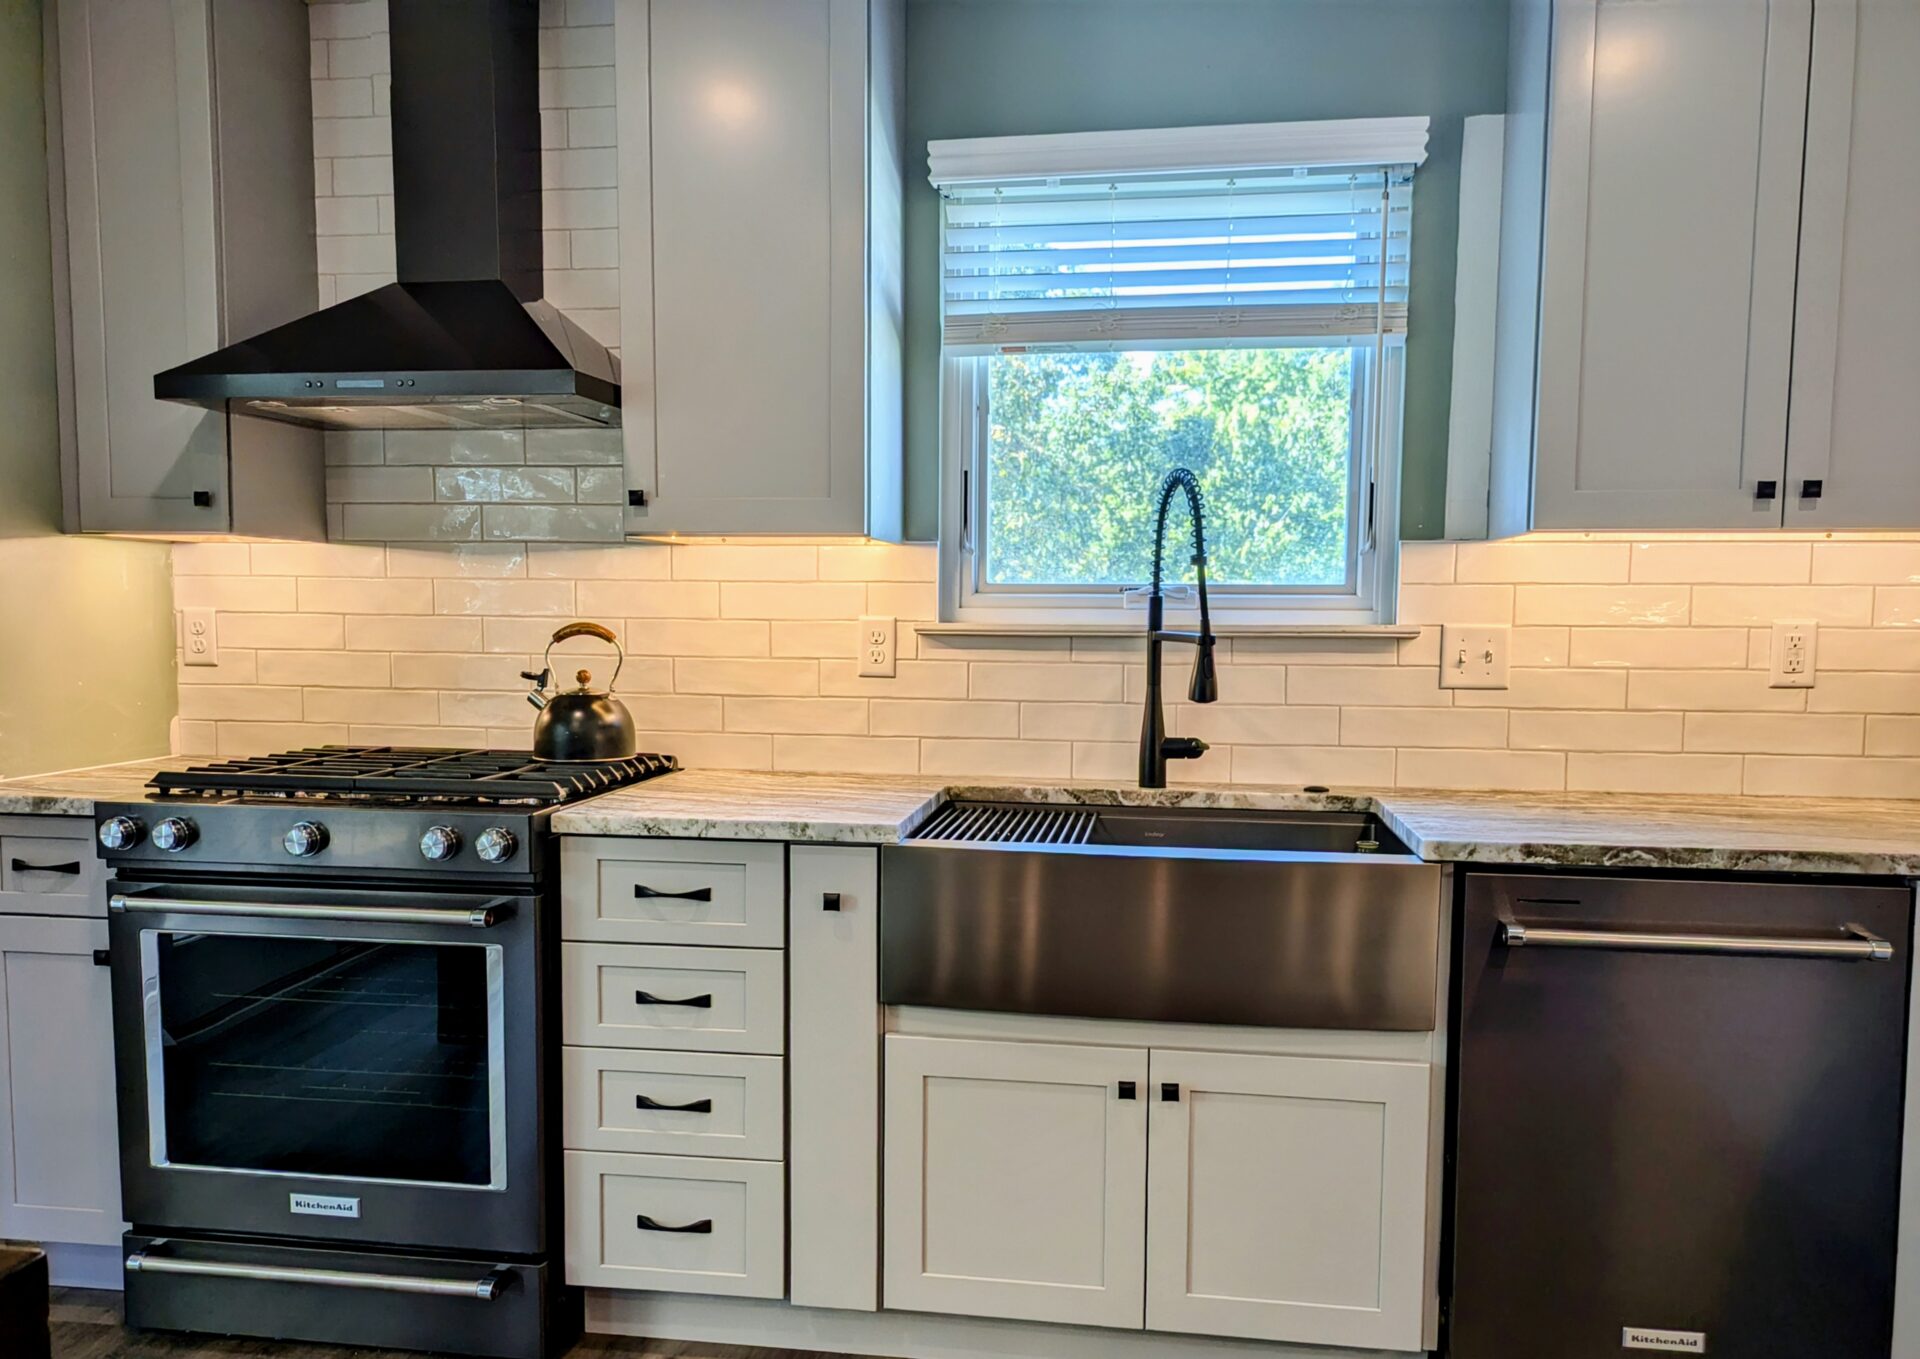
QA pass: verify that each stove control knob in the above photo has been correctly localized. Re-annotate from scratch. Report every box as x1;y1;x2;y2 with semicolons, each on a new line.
475;827;518;864
98;816;145;851
420;825;463;862
283;821;329;858
151;818;198;853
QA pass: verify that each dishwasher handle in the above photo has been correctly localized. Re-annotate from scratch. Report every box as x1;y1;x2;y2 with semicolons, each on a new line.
1499;918;1893;962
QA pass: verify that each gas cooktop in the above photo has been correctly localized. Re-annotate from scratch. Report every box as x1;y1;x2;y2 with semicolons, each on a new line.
148;746;680;808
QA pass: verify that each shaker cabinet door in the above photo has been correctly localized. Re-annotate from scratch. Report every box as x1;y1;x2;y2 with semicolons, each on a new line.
0;914;124;1247
1530;0;1810;530
1783;0;1920;528
882;1035;1147;1330
1145;1049;1433;1353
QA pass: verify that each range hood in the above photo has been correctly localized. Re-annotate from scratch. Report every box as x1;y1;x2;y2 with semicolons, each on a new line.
155;0;619;431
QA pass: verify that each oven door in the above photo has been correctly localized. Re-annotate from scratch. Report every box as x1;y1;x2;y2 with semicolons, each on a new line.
106;878;546;1257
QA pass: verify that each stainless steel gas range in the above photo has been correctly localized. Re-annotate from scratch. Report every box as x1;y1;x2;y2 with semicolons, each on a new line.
93;747;678;1358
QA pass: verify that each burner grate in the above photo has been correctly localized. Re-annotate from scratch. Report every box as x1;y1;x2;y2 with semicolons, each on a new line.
150;747;679;807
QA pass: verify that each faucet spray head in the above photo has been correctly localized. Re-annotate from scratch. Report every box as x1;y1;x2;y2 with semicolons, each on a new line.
1188;637;1219;704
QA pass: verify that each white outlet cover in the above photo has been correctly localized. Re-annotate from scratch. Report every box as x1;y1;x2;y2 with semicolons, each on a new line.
858;615;896;678
1768;620;1818;688
1439;624;1510;689
182;607;219;667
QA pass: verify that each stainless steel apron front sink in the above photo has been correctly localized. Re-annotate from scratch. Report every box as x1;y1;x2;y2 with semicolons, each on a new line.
879;802;1446;1032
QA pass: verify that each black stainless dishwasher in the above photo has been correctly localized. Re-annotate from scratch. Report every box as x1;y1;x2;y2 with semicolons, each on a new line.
1447;872;1911;1358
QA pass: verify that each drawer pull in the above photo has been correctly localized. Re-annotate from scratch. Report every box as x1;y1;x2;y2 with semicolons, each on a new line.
634;990;714;1008
634;884;714;902
10;858;81;875
93;949;112;967
635;1214;713;1235
822;891;842;911
635;1094;713;1114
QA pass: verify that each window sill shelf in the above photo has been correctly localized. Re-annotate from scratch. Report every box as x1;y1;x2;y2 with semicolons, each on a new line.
915;621;1420;640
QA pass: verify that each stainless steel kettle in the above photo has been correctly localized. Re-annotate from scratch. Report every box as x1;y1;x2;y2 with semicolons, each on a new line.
520;622;638;761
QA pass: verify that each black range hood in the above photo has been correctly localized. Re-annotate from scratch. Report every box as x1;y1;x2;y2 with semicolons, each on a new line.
155;0;618;431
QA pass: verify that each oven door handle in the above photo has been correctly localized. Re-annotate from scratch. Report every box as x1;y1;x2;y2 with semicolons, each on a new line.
108;894;514;929
125;1250;511;1299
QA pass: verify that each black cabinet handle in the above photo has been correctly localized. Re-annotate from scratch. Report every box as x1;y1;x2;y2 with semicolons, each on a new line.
635;1094;713;1114
1800;478;1824;500
1755;479;1778;501
634;884;713;902
92;949;111;967
635;1215;713;1234
822;891;842;912
10;858;81;875
634;990;713;1008
1117;1081;1136;1100
1161;1082;1180;1102
192;490;214;508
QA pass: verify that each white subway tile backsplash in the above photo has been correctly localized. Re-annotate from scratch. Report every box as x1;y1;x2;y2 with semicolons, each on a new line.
386;431;527;466
1873;587;1920;627
1339;707;1507;749
1865;717;1920;756
1567;627;1750;670
1565;752;1744;795
1231;745;1396;787
1628;540;1811;584
435;467;576;503
1690;585;1875;627
298;577;434;615
1516;585;1691;627
257;650;391;688
340;505;484;542
1742;756;1920;799
1682;712;1865;755
772;736;921;775
1508;710;1684;752
481;505;623;541
1811;542;1920;585
724;697;868;736
1456;540;1630;583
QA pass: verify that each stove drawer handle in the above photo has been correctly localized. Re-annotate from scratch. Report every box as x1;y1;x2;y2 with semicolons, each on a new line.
124;1251;511;1300
10;857;81;875
635;1215;713;1234
634;989;714;1008
634;884;714;902
109;895;513;929
635;1094;713;1114
1499;918;1893;961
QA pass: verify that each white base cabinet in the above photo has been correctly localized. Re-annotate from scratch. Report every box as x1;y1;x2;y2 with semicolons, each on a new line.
883;1035;1434;1351
1145;1050;1432;1352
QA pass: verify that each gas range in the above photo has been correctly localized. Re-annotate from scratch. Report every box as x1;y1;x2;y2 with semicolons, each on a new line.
96;746;678;879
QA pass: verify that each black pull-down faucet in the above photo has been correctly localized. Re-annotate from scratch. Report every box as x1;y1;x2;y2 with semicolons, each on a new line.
1139;467;1219;789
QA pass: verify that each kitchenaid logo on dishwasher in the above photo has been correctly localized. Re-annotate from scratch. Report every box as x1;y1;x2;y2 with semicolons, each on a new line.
290;1193;360;1219
1623;1328;1706;1352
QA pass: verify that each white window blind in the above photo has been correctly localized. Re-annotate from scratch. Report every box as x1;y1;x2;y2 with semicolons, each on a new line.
929;119;1428;353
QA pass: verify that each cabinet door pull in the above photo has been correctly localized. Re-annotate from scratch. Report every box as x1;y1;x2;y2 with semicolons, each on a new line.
635;1094;713;1114
822;891;842;912
1117;1081;1136;1100
1754;479;1778;501
10;858;81;875
1161;1082;1180;1102
93;949;112;967
634;884;713;902
634;990;713;1008
635;1215;713;1235
1800;478;1824;500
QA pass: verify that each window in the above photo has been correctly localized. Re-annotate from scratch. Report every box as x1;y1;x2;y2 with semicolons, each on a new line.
931;121;1427;624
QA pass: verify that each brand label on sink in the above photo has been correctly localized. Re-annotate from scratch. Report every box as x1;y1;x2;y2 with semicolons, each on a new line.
290;1193;361;1219
1622;1328;1706;1352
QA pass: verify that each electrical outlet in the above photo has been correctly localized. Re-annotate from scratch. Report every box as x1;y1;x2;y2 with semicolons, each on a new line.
858;615;896;678
182;607;219;667
1439;624;1510;689
1769;620;1818;688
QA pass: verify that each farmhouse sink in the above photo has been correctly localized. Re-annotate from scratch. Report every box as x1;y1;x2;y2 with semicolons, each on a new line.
879;801;1444;1031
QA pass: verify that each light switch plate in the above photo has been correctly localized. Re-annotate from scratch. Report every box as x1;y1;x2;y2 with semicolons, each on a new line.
182;607;219;667
858;615;896;678
1768;620;1817;688
1439;624;1510;689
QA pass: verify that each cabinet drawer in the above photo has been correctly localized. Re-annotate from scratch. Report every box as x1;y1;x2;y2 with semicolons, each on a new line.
564;1150;784;1297
0;817;104;917
562;838;784;948
562;943;784;1054
562;1048;783;1160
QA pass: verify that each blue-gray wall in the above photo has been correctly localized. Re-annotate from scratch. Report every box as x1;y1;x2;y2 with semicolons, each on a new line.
902;0;1509;542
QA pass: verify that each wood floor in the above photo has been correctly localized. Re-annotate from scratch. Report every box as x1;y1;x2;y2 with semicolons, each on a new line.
48;1290;873;1359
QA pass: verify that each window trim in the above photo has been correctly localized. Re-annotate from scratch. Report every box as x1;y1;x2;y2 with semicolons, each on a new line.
937;342;1404;627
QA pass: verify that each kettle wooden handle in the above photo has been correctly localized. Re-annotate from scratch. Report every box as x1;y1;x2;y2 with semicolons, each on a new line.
550;621;618;646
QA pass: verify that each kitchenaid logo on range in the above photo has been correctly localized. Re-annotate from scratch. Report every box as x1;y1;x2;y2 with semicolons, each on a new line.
1622;1328;1706;1352
289;1193;361;1219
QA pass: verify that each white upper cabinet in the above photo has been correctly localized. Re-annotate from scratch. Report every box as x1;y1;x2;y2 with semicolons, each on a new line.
48;0;324;537
617;0;905;537
1783;0;1920;528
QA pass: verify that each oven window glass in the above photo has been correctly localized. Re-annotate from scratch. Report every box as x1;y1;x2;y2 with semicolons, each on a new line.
149;933;497;1186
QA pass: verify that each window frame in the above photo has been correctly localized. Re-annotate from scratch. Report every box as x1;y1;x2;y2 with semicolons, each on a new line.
937;340;1404;627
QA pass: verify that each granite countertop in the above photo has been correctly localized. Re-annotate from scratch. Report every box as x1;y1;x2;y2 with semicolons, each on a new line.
7;761;1919;875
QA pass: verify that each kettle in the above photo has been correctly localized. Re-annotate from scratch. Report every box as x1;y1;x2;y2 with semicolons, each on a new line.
520;622;638;761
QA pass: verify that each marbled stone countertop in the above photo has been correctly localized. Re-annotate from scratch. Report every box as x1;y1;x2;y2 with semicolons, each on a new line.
7;761;1918;875
0;758;179;816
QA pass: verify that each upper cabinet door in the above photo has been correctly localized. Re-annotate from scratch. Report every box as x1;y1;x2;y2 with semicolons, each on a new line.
1783;0;1920;528
1531;0;1811;530
55;0;228;533
620;0;899;536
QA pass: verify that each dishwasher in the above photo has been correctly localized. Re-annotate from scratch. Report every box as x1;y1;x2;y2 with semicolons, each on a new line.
1447;872;1911;1358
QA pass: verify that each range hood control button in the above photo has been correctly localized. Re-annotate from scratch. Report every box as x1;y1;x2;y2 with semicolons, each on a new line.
420;826;463;862
99;816;145;851
475;828;518;864
151;818;198;853
283;822;330;858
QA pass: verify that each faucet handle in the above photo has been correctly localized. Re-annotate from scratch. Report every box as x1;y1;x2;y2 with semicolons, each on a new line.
1163;737;1210;761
